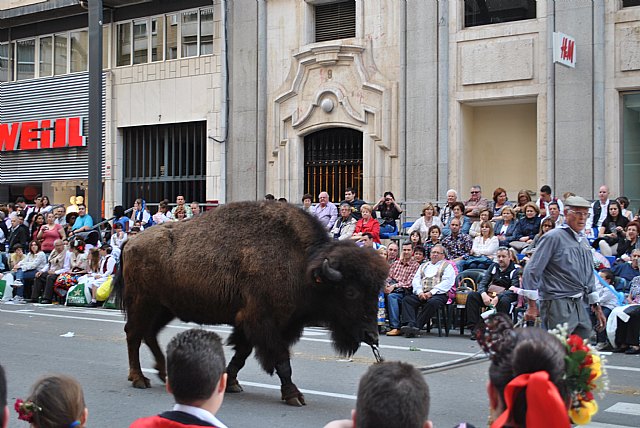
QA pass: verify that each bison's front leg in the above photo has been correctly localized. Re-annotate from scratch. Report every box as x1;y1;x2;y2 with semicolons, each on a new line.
275;359;305;407
226;330;253;393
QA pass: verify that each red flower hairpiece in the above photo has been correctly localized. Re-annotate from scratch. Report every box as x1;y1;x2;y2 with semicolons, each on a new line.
14;398;41;423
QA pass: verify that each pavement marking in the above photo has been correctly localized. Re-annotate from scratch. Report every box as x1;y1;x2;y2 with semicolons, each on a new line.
604;402;640;416
587;423;638;428
606;365;640;373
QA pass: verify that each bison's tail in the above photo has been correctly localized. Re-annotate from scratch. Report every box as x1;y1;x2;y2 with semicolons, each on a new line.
110;240;127;313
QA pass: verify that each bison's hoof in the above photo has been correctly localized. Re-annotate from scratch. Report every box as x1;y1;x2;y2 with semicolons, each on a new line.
285;396;305;407
132;377;151;389
226;379;243;393
156;371;167;383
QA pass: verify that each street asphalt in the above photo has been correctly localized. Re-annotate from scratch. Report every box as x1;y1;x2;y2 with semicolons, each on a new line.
1;302;640;427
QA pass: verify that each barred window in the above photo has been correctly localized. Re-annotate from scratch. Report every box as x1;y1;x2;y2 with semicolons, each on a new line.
464;0;536;28
315;1;356;43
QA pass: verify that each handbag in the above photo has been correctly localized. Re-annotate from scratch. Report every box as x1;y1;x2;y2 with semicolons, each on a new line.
487;284;506;297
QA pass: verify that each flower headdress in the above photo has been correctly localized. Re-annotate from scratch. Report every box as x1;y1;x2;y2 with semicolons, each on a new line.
550;323;608;425
14;398;41;423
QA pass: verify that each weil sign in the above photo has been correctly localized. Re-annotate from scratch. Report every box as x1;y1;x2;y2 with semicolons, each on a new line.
0;117;86;152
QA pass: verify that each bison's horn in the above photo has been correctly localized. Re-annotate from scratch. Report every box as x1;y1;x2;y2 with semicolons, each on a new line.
322;259;343;282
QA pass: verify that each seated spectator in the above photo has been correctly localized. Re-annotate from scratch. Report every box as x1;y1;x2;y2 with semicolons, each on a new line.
458;220;498;272
173;206;188;221
464;185;489;225
373;191;402;236
190;202;202;217
440;189;458;227
131;198;152;228
442;201;471;236
476;315;573;428
512;189;533;220
386;242;399;265
301;193;313;213
11;240;46;303
7;212;29;253
71;204;94;233
612;277;640;354
172;195;193;219
264;193;275;201
352;204;381;244
400;244;455;338
32;239;70;304
113;205;130;232
130;329;228;428
469;208;492;238
128;226;141;238
409;230;423;249
29;213;45;242
85;244;116;307
323;361;432;428
109;222;127;260
40;195;53;214
383;242;421;337
64;212;78;238
15;374;87;428
312;192;338;230
494;207;518;247
618;196;634;222
412;245;426;265
37;212;66;254
340;187;365;220
510;203;541;252
407;203;442;242
616;221;640;262
153;200;174;224
612;249;640;282
423;225;442;259
593;269;621;351
441;218;473;264
358;233;378;249
594;201;629;257
9;243;25;271
53;205;67;226
544;201;565;227
489;187;512;219
464;248;520;336
522;217;556;261
330;203;357;240
535;185;564;218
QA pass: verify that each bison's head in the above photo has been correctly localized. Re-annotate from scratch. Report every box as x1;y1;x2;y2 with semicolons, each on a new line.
309;241;389;357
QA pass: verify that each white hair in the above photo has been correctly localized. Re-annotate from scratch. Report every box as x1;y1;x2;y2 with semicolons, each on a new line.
446;189;458;197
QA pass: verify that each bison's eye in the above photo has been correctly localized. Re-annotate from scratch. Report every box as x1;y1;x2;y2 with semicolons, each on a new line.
344;286;359;300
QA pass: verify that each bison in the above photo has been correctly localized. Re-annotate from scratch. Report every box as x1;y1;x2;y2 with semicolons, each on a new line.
112;201;389;406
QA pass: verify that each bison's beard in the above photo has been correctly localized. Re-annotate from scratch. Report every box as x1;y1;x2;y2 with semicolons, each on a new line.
329;323;378;357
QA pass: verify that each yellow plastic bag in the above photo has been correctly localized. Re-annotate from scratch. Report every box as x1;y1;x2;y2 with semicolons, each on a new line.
96;276;113;301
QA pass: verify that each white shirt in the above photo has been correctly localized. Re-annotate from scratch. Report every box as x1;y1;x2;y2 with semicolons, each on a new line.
471;236;499;258
173;404;228;428
411;260;455;296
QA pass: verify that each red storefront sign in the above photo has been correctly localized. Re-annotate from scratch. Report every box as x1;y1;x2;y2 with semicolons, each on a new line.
0;117;86;152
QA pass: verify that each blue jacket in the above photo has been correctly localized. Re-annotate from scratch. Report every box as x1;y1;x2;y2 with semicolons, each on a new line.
513;216;541;241
493;220;517;244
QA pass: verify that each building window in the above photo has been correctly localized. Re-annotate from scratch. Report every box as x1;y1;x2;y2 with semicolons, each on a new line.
623;0;640;7
181;10;199;58
70;30;88;72
464;0;536;28
123;121;207;208
166;14;178;60
117;22;132;66
16;39;36;80
151;17;164;62
133;19;149;65
54;34;68;75
200;7;214;55
304;128;363;203
315;0;356;43
623;93;640;213
0;43;11;82
39;36;53;76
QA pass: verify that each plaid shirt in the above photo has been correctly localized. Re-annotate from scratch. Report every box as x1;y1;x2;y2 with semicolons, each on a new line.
442;232;473;259
388;259;420;289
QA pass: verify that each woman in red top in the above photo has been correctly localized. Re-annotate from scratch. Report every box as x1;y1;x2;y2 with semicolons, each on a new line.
37;212;66;253
352;204;381;244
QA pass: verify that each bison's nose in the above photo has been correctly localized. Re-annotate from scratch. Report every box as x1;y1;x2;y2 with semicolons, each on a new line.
362;329;379;346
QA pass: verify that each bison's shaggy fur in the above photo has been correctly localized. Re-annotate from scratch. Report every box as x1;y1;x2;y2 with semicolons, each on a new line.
112;201;388;406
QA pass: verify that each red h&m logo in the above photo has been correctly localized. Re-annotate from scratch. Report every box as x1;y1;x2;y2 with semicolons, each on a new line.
561;37;575;63
0;117;86;152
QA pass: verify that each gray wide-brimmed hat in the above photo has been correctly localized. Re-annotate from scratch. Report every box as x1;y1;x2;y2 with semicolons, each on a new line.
564;196;591;208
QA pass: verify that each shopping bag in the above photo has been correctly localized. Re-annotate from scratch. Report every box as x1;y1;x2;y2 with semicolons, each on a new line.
102;291;118;310
65;283;91;307
96;276;113;302
0;279;10;300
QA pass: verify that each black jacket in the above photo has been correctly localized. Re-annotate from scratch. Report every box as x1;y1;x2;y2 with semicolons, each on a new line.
7;224;29;252
477;261;520;294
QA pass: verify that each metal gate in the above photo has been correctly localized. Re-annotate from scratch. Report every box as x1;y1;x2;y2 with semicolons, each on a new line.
304;128;362;202
122;121;206;208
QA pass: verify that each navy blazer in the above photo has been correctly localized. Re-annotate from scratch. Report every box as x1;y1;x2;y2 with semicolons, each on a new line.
494;220;517;244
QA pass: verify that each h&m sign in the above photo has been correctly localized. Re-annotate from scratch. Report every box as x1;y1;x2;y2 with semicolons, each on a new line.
0;117;86;152
553;32;576;68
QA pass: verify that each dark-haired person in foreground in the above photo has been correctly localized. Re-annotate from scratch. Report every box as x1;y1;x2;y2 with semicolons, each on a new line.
0;365;6;428
130;329;228;428
324;361;432;428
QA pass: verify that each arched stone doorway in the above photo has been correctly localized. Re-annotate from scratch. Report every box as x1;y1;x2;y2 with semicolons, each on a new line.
304;127;363;203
